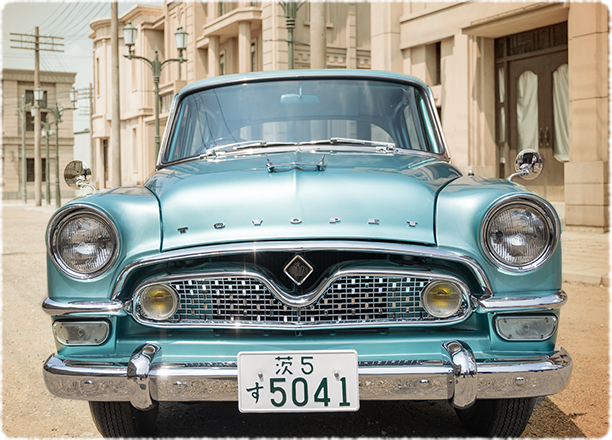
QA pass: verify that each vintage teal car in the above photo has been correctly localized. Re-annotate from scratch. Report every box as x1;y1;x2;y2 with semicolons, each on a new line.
43;70;571;437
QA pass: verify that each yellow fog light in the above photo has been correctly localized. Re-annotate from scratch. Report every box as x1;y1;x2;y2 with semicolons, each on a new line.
421;281;463;318
53;321;110;346
139;284;178;321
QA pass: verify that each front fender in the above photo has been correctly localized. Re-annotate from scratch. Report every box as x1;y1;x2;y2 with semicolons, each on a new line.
436;176;562;294
46;187;162;301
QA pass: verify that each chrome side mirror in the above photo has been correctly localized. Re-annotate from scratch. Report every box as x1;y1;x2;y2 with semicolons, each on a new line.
64;160;97;192
507;149;543;182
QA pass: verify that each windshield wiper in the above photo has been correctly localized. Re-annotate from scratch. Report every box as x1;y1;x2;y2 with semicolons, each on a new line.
203;140;299;157
299;137;397;151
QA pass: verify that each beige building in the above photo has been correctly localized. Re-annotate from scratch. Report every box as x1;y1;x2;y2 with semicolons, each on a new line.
89;1;609;231
1;69;76;200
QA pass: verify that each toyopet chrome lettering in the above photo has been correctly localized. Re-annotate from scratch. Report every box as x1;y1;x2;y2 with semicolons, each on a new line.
329;218;341;224
290;218;302;224
407;221;418;227
214;223;225;229
252;220;263;226
177;227;188;234
368;219;380;225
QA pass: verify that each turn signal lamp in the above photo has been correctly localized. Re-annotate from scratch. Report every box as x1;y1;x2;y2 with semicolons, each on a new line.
495;315;557;341
53;321;109;346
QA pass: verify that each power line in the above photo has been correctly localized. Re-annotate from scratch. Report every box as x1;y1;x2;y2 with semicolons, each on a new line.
62;3;109;43
36;1;70;30
42;2;84;36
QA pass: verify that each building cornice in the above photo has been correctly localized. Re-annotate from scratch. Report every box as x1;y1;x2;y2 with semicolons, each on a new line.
2;69;76;83
202;7;262;38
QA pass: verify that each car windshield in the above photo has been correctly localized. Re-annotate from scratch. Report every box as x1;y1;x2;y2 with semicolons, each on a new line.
165;78;441;162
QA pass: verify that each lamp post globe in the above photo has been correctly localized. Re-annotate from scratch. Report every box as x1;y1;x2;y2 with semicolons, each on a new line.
123;21;137;50
175;26;188;51
34;85;44;104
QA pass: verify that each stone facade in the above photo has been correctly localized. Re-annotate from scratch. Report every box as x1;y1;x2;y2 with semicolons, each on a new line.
88;2;372;189
89;1;609;231
1;69;76;200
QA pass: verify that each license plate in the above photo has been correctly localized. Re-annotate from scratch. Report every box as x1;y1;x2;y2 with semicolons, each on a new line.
238;350;359;413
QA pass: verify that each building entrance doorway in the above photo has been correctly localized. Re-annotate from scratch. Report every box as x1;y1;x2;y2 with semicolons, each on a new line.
496;23;568;203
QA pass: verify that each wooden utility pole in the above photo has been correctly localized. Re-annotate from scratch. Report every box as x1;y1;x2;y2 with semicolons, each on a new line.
77;85;95;180
10;27;63;206
310;3;327;69
111;2;122;187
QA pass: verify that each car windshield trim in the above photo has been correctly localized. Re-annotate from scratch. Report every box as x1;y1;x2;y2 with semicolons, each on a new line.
163;78;445;164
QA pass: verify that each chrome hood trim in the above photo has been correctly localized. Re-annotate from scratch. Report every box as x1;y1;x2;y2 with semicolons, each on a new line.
111;240;493;301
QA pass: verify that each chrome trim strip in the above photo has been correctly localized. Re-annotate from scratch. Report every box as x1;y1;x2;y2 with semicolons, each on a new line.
43;347;572;404
477;290;567;312
110;240;494;300
42;298;125;316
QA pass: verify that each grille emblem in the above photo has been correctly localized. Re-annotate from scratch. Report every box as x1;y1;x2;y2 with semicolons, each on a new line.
283;255;314;286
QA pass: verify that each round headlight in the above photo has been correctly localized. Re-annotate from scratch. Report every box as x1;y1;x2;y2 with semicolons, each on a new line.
138;284;178;321
49;207;119;279
482;197;558;272
421;280;463;318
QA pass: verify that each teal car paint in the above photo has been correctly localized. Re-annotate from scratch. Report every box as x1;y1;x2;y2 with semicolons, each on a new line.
43;70;571;437
148;152;461;251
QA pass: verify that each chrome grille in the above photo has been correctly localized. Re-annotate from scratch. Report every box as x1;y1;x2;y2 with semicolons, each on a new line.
133;273;469;327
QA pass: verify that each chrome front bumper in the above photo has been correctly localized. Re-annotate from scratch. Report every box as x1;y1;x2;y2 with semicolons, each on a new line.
43;341;572;411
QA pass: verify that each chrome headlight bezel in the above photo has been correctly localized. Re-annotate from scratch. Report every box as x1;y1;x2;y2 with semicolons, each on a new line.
47;205;120;280
480;195;559;273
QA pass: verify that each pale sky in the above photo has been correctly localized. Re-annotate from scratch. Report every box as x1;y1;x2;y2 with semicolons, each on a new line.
1;1;162;133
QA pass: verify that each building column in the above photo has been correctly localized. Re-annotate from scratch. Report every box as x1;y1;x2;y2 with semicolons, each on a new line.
238;21;252;73
565;2;609;231
346;3;357;69
310;2;326;69
4;145;21;192
208;35;220;77
370;2;402;72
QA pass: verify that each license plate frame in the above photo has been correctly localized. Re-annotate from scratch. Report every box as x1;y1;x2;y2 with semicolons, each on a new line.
237;350;359;413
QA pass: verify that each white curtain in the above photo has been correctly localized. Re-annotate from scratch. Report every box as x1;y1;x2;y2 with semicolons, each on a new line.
553;63;569;162
517;70;539;152
498;68;506;143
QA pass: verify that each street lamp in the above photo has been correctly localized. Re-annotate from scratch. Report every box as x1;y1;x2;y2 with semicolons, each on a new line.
36;86;78;208
123;21;188;158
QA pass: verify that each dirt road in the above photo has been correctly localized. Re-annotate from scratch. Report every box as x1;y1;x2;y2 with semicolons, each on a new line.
2;202;608;437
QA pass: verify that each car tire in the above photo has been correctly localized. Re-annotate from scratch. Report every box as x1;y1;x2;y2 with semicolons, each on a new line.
89;401;158;437
455;397;537;437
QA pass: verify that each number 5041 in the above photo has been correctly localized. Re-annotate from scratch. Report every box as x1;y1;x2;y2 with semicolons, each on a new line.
269;376;352;408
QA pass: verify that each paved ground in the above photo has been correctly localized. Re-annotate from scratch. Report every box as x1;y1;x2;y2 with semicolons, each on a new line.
562;230;610;286
1;200;609;437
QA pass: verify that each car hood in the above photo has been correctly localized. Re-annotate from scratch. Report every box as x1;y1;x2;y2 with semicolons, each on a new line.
145;152;462;252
